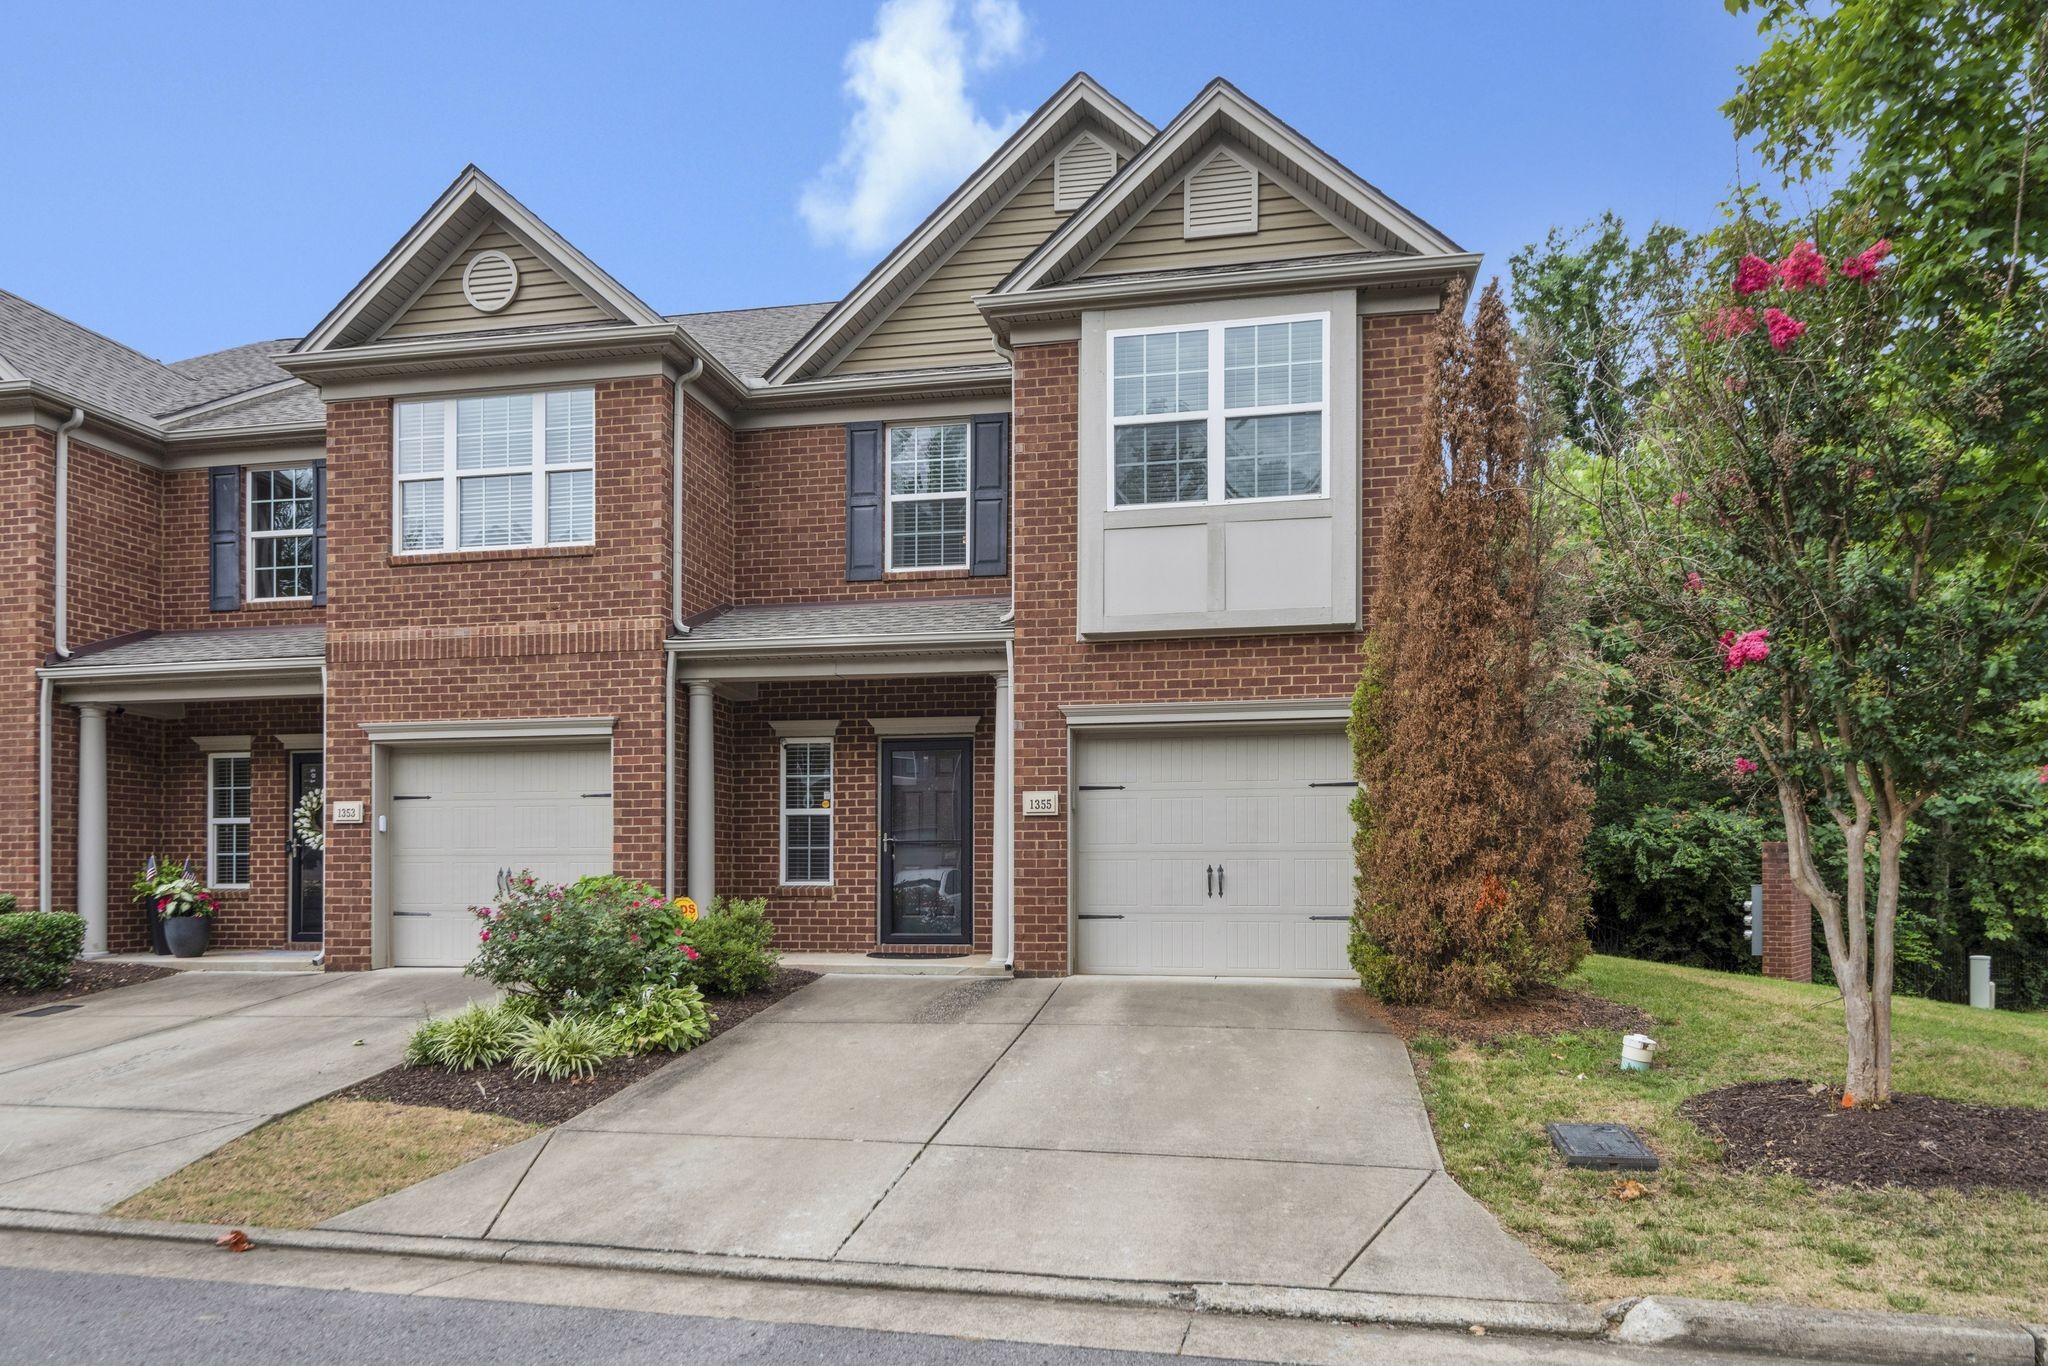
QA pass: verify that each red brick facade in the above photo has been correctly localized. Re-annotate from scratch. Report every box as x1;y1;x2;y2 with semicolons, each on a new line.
1760;840;1815;983
0;425;56;908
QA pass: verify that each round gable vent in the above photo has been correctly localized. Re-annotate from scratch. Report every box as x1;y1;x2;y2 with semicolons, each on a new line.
461;249;520;314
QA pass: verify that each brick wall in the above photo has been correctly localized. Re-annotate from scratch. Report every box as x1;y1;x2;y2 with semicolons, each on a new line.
680;396;736;617
731;421;1011;605
0;426;55;907
1760;840;1815;983
1006;314;1432;974
708;677;997;953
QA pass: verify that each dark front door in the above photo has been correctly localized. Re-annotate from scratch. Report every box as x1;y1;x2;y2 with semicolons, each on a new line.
289;751;324;943
879;738;972;945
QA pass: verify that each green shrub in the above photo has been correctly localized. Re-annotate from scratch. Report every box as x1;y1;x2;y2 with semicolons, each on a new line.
513;1013;618;1081
0;910;85;992
0;893;18;915
467;873;695;1012
595;983;712;1055
402;1015;452;1068
404;1000;523;1071
682;897;779;996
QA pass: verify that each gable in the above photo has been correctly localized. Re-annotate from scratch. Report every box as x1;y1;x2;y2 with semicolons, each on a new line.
380;225;613;340
834;164;1072;375
1081;168;1366;280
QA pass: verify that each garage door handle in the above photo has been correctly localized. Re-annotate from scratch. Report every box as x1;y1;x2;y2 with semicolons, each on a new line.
1078;914;1124;920
1309;915;1348;922
1216;864;1225;896
1206;865;1214;897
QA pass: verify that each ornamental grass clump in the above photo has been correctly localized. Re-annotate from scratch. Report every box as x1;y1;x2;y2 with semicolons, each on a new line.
406;1000;523;1071
512;1013;618;1082
1350;277;1594;1009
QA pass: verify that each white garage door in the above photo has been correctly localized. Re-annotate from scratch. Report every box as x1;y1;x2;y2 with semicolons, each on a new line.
387;744;614;967
1073;728;1354;977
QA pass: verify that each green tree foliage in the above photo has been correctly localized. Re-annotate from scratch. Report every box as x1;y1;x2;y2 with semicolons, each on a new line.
1351;279;1594;1008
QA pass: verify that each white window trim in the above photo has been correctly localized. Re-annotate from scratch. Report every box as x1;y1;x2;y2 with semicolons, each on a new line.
207;752;252;890
883;420;972;573
246;464;317;602
779;738;834;887
1104;310;1330;510
391;389;596;555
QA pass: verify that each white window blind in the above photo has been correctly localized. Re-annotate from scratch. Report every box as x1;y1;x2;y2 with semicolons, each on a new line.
781;740;834;885
392;389;596;553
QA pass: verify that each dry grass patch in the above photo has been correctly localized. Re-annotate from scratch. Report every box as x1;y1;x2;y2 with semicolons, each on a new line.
1413;955;2048;1320
113;1099;537;1230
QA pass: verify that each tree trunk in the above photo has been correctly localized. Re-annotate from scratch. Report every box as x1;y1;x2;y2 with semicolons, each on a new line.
1775;782;1892;1106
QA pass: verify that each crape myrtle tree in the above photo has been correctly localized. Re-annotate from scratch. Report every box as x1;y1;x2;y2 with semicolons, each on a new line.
1601;223;2048;1105
1350;278;1595;1008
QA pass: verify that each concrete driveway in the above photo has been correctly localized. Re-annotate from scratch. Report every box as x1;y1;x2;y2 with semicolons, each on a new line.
0;970;491;1214
326;976;1563;1303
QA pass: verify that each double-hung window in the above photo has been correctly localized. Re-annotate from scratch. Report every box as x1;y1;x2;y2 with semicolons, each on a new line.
1108;313;1327;507
886;423;969;570
247;466;317;600
780;740;834;885
207;754;251;888
392;388;595;553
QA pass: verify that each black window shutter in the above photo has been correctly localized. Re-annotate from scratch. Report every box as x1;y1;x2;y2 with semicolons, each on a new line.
208;466;241;612
845;422;884;581
969;412;1010;578
311;460;329;606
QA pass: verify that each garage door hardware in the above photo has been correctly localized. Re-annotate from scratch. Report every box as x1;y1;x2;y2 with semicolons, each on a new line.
1309;915;1348;921
581;792;612;798
1078;914;1124;920
392;794;431;801
1206;864;1226;896
1077;784;1124;791
1308;780;1358;788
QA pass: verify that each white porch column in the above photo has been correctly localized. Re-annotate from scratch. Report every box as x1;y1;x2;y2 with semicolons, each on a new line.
992;669;1014;967
75;704;109;956
686;680;716;907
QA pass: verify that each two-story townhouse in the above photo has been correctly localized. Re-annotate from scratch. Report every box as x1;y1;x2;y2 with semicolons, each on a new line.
2;75;1476;976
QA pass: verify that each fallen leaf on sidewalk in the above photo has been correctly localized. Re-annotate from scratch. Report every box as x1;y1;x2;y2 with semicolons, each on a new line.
1608;1178;1649;1202
214;1229;254;1253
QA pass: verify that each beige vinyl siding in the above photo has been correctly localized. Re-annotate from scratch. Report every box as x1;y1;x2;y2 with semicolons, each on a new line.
382;226;611;339
1082;176;1365;278
835;166;1070;375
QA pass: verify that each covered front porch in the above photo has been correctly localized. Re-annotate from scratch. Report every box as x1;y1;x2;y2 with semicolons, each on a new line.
670;598;1015;966
38;626;327;958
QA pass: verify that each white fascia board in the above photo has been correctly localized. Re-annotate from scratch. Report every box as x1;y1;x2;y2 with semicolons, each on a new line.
359;716;615;744
667;629;1013;659
764;74;1156;386
40;655;325;683
294;166;666;355
997;80;1466;297
1063;698;1351;728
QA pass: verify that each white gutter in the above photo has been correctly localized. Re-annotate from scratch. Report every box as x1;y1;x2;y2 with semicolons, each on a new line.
52;407;84;658
666;356;703;902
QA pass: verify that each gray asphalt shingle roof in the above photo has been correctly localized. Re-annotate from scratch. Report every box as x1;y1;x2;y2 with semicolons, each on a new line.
167;383;327;433
677;597;1011;646
47;625;326;672
670;302;835;382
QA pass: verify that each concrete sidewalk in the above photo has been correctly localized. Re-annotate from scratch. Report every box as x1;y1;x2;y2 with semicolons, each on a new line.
0;970;491;1213
323;975;1564;1304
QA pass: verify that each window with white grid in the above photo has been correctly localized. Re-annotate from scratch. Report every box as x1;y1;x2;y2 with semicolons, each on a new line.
207;753;251;888
392;389;595;552
780;740;834;885
886;423;970;570
1107;313;1327;507
247;466;317;600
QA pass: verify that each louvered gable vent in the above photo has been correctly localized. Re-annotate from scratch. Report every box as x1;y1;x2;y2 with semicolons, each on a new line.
1183;149;1259;239
1053;132;1117;212
461;249;520;313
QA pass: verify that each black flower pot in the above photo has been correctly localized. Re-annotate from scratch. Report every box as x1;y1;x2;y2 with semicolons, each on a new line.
163;916;211;958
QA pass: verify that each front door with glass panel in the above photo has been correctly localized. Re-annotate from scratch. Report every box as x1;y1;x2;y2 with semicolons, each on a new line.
288;751;324;943
879;739;972;945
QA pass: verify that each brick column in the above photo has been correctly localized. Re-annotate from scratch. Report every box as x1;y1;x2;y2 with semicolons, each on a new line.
1761;841;1814;982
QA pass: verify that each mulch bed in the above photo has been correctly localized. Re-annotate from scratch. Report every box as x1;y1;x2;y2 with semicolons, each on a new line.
1367;985;1653;1047
1682;1079;2048;1195
1;959;178;1015
333;966;819;1128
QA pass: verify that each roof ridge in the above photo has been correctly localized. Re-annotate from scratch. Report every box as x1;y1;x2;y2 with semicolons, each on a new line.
669;300;836;318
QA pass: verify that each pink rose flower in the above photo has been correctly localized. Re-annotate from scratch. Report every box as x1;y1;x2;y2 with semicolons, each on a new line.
479;929;492;942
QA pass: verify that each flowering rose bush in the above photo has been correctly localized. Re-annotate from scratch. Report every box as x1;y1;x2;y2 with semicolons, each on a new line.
466;873;700;1012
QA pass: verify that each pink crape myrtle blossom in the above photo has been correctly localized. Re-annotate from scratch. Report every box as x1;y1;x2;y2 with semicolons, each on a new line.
1701;306;1757;341
1718;627;1772;672
1764;308;1808;351
1733;757;1759;777
1671;490;1692;508
1734;254;1776;295
1684;571;1704;593
1839;238;1893;282
1778;240;1829;291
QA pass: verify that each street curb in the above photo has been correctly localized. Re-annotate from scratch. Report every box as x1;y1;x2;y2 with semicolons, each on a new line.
1616;1295;2039;1366
0;1209;2033;1361
0;1209;1600;1339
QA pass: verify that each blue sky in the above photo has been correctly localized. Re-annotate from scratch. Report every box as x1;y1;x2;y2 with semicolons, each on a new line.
2;1;1770;362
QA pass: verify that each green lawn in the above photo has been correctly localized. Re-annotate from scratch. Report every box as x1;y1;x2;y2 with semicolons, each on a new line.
1414;955;2048;1319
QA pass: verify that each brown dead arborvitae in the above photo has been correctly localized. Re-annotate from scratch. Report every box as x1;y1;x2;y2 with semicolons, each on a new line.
1349;278;1593;1009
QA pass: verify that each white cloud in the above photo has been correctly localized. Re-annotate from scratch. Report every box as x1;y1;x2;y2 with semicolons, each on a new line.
800;0;1031;255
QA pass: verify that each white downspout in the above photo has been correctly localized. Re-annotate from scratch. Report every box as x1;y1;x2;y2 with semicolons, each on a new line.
666;358;704;900
52;407;83;659
41;407;84;918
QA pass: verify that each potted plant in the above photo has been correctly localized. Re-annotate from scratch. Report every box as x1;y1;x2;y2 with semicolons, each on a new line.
132;857;218;957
